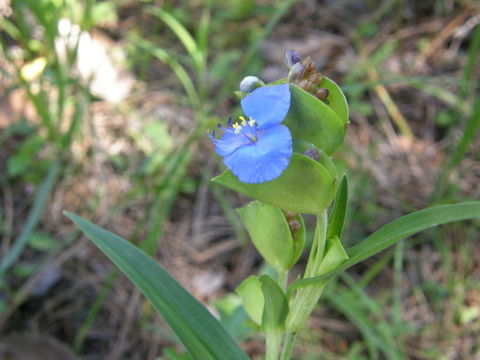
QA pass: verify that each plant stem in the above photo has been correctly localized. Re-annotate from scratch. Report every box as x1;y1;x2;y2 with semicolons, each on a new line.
286;212;328;332
278;270;288;292
265;330;282;360
279;332;296;360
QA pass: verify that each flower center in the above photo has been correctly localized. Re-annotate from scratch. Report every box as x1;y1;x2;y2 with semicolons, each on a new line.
232;116;258;142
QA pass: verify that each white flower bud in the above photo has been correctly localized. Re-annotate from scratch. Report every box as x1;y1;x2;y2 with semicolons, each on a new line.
239;76;265;92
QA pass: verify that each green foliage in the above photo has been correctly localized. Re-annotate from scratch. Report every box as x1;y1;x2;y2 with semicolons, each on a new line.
327;175;349;241
3;1;478;359
260;275;289;360
28;232;59;251
0;162;60;275
213;154;335;214
284;84;345;156
236;276;264;326
237;201;299;271
292;202;480;289
213;294;255;339
65;212;249;360
7;134;50;182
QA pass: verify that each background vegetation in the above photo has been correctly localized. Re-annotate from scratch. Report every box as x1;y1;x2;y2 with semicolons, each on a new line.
0;0;479;359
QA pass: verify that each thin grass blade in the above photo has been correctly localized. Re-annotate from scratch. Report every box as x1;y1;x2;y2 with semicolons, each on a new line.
291;202;480;290
0;162;60;275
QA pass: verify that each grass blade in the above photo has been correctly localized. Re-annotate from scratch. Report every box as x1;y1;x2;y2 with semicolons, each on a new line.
137;39;199;107
148;7;204;74
291;202;480;290
64;212;249;360
0;162;60;275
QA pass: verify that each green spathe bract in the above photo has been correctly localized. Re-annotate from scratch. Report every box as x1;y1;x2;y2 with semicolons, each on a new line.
237;201;297;272
236;276;264;326
319;77;349;125
284;83;346;155
212;153;335;214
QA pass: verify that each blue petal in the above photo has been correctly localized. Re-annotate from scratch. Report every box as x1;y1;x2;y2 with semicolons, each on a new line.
240;84;290;130
211;128;252;157
223;125;292;184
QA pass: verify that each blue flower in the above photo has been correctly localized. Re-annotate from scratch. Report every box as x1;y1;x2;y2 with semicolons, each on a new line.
210;83;292;184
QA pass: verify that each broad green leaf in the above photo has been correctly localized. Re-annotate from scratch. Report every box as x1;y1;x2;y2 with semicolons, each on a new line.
65;212;249;360
236;276;264;326
260;275;289;360
212;153;335;214
237;201;294;271
284;84;345;155
326;175;348;240
320;77;349;125
291;202;480;290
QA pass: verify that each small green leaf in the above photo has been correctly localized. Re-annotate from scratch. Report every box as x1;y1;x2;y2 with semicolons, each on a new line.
317;236;349;275
284;84;345;155
212;153;335;214
237;201;294;271
327;175;348;240
65;212;249;360
236;276;264;326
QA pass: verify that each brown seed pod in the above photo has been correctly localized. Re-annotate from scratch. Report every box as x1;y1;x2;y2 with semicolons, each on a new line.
297;79;312;91
284;211;297;220
301;57;316;77
311;72;324;86
314;88;329;101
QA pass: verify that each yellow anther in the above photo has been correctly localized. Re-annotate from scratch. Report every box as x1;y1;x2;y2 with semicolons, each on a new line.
248;119;256;126
239;116;247;125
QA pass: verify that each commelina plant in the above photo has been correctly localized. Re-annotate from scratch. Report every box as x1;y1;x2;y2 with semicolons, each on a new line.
66;50;480;360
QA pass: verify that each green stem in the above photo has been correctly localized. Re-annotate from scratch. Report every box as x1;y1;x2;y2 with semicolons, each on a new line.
278;270;288;292
279;332;296;360
286;211;328;332
265;330;282;360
